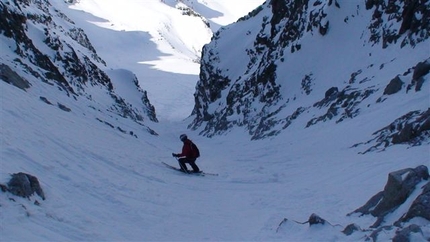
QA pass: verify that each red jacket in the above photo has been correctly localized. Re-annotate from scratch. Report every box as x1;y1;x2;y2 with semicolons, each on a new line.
177;139;196;161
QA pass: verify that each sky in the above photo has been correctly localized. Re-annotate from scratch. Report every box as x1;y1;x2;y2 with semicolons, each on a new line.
0;0;429;241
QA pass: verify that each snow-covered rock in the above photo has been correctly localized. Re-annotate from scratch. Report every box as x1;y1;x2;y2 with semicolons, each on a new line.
0;0;158;135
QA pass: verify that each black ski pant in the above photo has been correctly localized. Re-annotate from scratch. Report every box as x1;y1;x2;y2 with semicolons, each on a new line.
178;158;199;172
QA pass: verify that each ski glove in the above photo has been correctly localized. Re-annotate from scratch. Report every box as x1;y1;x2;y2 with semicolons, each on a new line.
172;153;179;157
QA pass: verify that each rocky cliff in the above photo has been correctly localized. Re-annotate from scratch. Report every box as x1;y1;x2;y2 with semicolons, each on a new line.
0;0;158;136
190;0;429;148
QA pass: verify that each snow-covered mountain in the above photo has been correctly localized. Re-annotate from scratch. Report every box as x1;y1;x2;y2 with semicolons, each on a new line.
66;0;264;121
191;0;429;147
0;0;429;241
1;0;158;137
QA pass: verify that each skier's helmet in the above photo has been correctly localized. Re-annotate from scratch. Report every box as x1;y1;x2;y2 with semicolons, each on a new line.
180;134;187;142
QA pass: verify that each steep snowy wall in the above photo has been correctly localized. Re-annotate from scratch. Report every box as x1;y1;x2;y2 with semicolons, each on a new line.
0;0;158;135
190;0;429;146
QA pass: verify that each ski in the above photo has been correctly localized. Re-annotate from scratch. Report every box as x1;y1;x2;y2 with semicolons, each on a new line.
200;171;219;176
162;162;203;175
161;162;218;176
162;162;194;174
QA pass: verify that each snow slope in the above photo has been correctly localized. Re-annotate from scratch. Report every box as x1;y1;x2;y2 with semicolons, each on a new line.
2;76;429;241
64;0;264;121
0;0;429;241
191;0;430;141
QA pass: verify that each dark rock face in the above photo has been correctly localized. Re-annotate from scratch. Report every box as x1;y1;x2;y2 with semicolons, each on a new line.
307;86;377;127
366;0;430;48
357;108;430;153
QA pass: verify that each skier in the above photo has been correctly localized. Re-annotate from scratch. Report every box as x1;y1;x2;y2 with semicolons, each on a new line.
172;134;200;173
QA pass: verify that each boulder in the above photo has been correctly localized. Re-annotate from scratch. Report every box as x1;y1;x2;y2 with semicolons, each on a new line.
6;172;45;200
392;224;423;242
325;87;339;99
0;64;31;90
412;60;430;80
370;165;428;218
409;59;430;92
350;165;429;227
342;223;362;236
383;76;403;95
308;213;326;226
399;182;430;222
